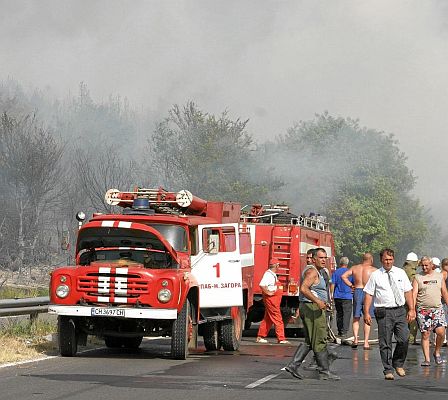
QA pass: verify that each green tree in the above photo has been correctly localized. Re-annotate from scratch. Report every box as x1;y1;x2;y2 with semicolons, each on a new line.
326;177;403;259
266;112;428;260
148;101;281;205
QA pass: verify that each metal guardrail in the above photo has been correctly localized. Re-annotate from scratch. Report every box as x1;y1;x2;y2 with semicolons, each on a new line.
0;296;50;319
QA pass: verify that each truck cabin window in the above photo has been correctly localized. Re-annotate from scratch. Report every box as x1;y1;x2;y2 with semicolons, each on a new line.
202;226;237;253
202;229;220;254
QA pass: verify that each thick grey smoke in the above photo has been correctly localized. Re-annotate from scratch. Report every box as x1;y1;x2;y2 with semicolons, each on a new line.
1;0;448;222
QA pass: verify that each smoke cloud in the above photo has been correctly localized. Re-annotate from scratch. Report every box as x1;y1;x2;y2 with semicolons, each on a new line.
1;0;448;223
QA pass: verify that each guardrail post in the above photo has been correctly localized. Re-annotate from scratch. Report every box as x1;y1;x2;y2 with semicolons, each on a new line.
30;311;39;326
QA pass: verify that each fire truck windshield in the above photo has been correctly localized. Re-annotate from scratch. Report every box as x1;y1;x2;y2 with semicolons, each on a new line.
76;226;180;268
145;223;187;252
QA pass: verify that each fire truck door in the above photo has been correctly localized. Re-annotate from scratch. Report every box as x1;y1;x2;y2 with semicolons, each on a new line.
190;223;243;308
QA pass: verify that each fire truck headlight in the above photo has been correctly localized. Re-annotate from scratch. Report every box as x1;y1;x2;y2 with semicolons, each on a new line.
56;284;70;298
157;289;172;303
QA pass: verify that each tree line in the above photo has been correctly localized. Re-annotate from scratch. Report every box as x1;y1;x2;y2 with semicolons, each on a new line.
0;79;443;274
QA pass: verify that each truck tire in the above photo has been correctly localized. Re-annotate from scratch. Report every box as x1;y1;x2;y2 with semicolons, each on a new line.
202;322;222;351
171;299;192;360
246;301;264;330
221;306;244;351
123;336;143;349
58;316;78;357
281;306;291;326
104;336;122;348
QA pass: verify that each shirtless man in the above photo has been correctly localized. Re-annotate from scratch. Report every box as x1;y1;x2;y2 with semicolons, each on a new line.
342;253;377;349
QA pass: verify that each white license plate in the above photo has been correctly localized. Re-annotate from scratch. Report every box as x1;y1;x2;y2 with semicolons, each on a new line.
91;308;125;317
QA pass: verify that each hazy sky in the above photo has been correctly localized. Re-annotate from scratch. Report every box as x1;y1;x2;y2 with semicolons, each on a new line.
1;0;447;219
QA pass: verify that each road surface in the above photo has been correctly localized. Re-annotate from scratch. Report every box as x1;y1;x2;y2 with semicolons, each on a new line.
0;328;446;400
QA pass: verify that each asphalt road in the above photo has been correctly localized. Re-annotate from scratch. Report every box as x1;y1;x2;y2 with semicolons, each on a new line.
0;326;447;400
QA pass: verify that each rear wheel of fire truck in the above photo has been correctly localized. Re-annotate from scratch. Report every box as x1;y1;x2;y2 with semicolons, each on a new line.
221;306;244;351
171;299;193;360
58;316;78;357
203;322;222;351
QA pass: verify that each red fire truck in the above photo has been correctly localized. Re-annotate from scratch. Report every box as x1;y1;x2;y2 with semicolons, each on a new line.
49;187;254;359
240;204;336;329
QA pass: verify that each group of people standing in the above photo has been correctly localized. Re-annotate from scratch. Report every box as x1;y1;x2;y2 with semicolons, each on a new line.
326;249;448;380
257;246;448;381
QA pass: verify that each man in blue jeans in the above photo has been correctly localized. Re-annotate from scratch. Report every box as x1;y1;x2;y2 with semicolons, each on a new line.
342;252;376;349
331;257;353;337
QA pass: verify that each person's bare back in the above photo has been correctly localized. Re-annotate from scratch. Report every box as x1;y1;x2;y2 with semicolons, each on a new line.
340;252;377;348
361;261;377;286
342;253;376;288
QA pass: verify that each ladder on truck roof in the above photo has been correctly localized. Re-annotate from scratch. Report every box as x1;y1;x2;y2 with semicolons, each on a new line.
271;225;293;286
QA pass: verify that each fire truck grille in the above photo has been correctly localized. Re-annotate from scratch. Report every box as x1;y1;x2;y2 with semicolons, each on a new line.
77;271;149;302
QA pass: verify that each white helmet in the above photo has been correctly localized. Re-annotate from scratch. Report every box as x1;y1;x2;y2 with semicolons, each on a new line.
406;252;418;262
431;257;441;267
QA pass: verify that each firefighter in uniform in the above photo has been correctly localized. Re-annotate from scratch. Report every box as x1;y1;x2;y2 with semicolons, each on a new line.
256;259;290;344
285;247;340;380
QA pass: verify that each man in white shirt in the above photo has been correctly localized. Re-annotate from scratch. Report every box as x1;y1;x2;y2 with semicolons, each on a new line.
363;248;415;380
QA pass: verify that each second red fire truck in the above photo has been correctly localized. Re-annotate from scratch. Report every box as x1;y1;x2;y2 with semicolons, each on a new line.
240;204;335;329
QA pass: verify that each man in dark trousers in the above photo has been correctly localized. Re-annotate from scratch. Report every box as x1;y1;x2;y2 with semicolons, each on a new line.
363;248;415;380
285;247;340;380
331;256;353;337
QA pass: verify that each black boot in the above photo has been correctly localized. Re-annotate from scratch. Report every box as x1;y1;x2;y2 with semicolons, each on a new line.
284;344;311;379
328;349;338;365
303;355;318;371
304;349;338;371
315;350;340;380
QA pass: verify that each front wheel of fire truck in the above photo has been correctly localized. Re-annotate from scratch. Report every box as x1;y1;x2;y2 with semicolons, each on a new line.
221;306;245;351
58;316;78;357
171;299;194;360
203;322;222;351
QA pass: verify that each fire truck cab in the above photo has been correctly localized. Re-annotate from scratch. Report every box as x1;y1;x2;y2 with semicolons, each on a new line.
49;188;254;359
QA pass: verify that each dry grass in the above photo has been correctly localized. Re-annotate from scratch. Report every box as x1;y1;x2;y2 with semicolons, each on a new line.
0;316;58;365
0;318;105;366
0;335;58;365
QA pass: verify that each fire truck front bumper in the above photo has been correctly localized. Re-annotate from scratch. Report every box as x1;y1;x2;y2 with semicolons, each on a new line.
48;305;178;320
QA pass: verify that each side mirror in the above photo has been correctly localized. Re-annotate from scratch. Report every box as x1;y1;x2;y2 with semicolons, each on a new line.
76;211;86;230
208;233;219;254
